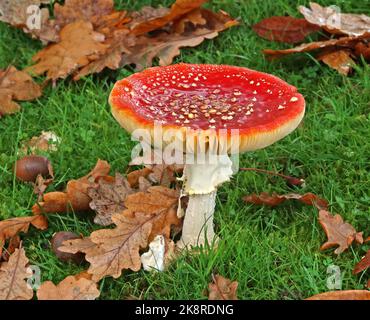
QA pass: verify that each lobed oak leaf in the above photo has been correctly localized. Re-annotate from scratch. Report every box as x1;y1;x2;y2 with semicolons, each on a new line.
317;49;355;75
131;0;208;36
253;16;320;44
319;210;363;255
208;274;238;300
0;215;48;256
88;173;134;226
299;2;370;37
243;192;328;210
128;6;170;30
26;21;109;83
36;275;100;300
306;290;370;300
0;247;34;300
173;8;207;34
0;66;42;117
353;250;370;275
32;159;110;214
60;212;155;281
127;167;153;187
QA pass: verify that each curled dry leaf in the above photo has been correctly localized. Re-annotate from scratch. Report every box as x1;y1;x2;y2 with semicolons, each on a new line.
208;274;238;300
27;21;108;83
317;49;355;75
37;275;100;300
0;215;48;257
88;173;133;226
319;210;363;255
353;250;370;275
306;290;370;300
299;2;370;37
263;33;370;58
354;41;370;60
32;159;110;214
243;192;328;210
252;16;320;44
0;66;42;117
0;247;34;300
131;0;208;35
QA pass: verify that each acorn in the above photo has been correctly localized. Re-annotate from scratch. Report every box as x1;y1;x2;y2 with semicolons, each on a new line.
51;231;85;264
15;155;51;182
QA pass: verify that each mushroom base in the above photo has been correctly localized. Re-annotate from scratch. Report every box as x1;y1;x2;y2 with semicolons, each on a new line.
177;191;219;249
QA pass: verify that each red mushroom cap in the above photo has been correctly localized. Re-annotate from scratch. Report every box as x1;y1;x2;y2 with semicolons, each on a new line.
109;64;305;153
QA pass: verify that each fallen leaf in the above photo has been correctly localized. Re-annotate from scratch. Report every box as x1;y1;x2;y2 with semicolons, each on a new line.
353;250;370;274
127;167;153;187
0;247;34;300
32;159;110;214
37;275;100;300
131;0;208;35
317;49;355;75
59;212;155;281
306;290;370;300
0;0;58;43
263;33;370;58
1;235;21;262
27;21;109;83
121;10;238;71
174;8;207;34
299;2;370;37
243;192;328;210
354;41;370;60
0;66;42;116
253;16;320;43
88;173;134;226
125;186;181;239
20;131;60;154
0;215;48;256
128;6;170;30
319;210;363;254
208;274;238;300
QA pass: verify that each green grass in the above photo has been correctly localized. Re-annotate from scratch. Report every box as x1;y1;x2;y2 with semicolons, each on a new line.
1;0;369;300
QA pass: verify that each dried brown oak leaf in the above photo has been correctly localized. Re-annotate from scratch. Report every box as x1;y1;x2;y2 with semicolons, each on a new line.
0;66;42;116
122;10;238;71
32;159;110;214
208;274;238;300
317;49;355;75
36;275;100;300
127;167;153;187
354;41;370;60
74;29;136;80
88;173;134;226
319;210;363;255
263;33;370;58
1;235;21;262
0;215;48;257
299;2;370;37
173;8;207;34
252;16;320;44
0;247;33;300
27;21;108;83
127;6;170;30
131;0;208;35
306;290;370;300
124;186;181;240
243;192;328;210
353;250;370;275
59;211;155;281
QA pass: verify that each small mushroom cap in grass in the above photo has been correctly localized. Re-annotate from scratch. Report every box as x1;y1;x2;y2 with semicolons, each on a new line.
109;63;305;154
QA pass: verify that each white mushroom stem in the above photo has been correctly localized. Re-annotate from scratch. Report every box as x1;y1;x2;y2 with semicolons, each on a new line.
177;154;233;248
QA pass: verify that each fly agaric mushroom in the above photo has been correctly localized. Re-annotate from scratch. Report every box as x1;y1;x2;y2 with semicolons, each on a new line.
109;64;305;248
